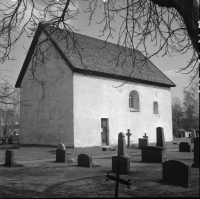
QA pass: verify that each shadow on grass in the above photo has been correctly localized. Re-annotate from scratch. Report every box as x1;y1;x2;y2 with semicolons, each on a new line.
0;185;43;198
157;179;190;188
43;175;105;194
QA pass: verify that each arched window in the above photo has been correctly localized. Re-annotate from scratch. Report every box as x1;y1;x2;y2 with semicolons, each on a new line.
129;90;140;111
153;101;159;114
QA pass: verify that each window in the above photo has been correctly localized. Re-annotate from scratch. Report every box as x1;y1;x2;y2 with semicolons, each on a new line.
129;90;140;111
41;51;45;63
153;101;159;114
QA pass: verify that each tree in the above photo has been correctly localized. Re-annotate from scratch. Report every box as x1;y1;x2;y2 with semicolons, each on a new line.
172;97;184;136
0;0;199;84
0;80;20;136
182;70;199;130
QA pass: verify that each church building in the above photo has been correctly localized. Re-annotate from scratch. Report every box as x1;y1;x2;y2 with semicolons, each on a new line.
15;24;176;147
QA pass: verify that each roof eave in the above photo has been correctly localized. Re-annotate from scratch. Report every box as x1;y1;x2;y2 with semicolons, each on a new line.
73;68;176;88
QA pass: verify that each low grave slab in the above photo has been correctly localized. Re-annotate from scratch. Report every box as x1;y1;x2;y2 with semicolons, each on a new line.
162;160;191;187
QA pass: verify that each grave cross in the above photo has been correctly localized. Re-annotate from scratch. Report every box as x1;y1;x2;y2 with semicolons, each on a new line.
143;133;148;139
126;129;132;148
106;158;131;198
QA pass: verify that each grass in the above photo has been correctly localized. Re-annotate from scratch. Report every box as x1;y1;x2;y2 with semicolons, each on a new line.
0;138;199;198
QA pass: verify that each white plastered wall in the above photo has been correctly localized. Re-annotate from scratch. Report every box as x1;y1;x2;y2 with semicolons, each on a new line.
20;33;74;146
73;73;173;147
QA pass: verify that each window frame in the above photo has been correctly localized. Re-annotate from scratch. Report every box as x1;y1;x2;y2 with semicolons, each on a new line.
129;90;140;112
153;101;159;114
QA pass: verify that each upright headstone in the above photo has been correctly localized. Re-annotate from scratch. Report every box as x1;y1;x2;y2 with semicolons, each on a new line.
126;129;132;148
162;160;191;187
156;127;165;148
141;128;165;163
78;154;92;168
141;146;165;162
118;132;127;156
106;159;131;198
5;150;14;167
196;129;199;137
191;129;196;144
138;133;149;148
112;132;130;175
192;137;199;168
179;142;191;152
56;143;67;163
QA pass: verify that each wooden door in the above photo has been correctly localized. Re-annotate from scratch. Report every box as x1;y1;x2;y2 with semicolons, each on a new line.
101;118;109;145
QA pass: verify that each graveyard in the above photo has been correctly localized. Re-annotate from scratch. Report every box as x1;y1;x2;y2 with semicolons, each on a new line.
0;136;199;198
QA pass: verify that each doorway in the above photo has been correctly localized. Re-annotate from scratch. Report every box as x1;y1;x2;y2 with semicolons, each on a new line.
101;118;109;146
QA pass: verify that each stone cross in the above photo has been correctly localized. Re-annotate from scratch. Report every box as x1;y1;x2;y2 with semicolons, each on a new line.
126;129;132;148
143;133;148;139
118;132;127;156
106;158;131;198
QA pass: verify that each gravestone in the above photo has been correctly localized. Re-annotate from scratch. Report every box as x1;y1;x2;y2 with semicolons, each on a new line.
156;127;165;148
78;153;92;168
141;127;165;163
112;132;130;175
191;129;196;143
192;137;199;168
106;158;131;198
126;129;132;148
138;133;148;148
102;147;110;151
141;146;165;162
118;133;127;156
56;143;67;163
179;142;191;152
196;129;199;137
5;150;14;167
162;160;191;187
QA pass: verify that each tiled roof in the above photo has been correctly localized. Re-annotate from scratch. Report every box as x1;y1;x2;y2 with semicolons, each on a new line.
15;24;176;88
45;26;175;87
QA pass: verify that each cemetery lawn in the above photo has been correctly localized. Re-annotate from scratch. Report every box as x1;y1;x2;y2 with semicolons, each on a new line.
0;138;199;198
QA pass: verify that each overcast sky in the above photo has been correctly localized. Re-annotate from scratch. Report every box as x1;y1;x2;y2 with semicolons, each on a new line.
0;0;195;102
